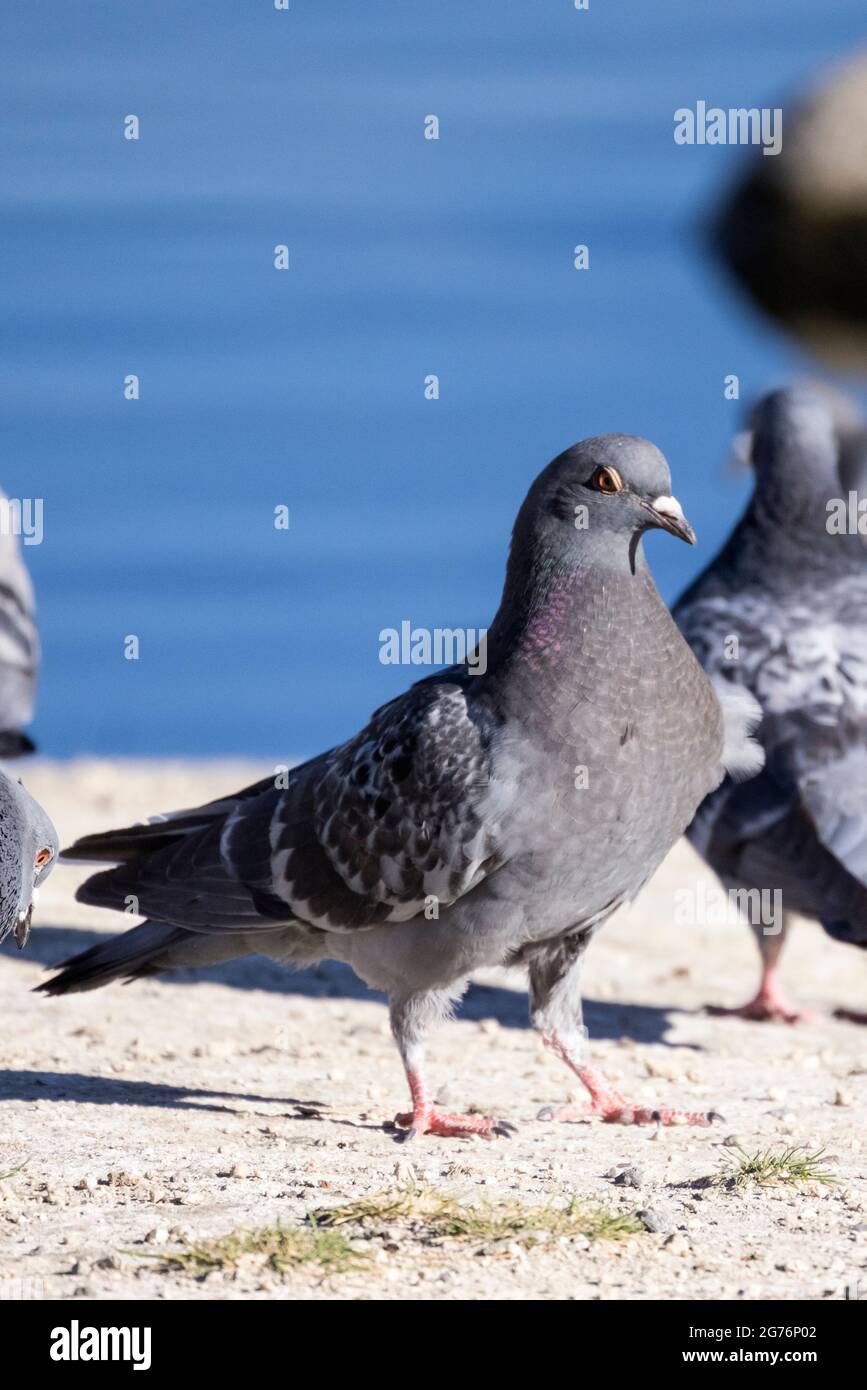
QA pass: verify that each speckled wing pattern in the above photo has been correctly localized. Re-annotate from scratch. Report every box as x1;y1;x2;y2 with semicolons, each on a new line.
676;578;867;917
0;514;38;734
303;682;500;920
72;679;504;935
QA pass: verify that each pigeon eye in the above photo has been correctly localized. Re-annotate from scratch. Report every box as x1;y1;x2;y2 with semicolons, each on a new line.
592;467;623;494
35;848;52;868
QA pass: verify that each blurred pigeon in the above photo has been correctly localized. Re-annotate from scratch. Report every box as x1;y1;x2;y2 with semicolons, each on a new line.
43;436;759;1137
675;386;867;1022
0;771;58;948
0;491;39;756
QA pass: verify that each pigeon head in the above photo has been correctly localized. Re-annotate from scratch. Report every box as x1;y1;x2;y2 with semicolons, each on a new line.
513;434;696;570
0;775;58;949
747;387;840;507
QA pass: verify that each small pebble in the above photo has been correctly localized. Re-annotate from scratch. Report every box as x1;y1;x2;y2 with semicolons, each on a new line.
637;1208;671;1234
664;1233;690;1255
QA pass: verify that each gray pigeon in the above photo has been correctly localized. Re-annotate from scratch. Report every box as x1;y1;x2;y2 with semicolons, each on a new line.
0;491;39;756
44;437;759;1137
0;771;58;947
675;386;867;1022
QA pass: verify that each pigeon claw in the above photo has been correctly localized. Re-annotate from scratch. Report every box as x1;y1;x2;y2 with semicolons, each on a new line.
537;1100;719;1128
833;1008;867;1026
391;1107;512;1141
595;1103;717;1127
536;1103;584;1123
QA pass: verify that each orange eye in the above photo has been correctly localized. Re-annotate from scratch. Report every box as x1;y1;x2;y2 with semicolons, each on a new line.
35;848;52;868
593;467;623;494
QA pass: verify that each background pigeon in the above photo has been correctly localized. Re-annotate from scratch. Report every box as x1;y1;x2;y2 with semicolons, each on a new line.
0;491;39;756
44;436;758;1138
0;770;58;947
675;386;867;1022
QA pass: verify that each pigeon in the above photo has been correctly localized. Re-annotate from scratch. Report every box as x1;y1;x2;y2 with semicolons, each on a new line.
674;386;867;1023
43;436;759;1137
0;490;40;756
0;770;58;948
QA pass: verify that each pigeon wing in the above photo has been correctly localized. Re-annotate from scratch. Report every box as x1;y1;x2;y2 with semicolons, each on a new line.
70;681;504;934
798;748;867;890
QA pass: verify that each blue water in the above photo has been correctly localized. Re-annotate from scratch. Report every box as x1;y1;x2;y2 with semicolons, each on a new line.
3;2;865;757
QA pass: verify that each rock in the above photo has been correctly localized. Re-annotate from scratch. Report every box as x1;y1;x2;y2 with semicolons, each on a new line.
834;1089;854;1108
637;1208;671;1234
613;1166;643;1189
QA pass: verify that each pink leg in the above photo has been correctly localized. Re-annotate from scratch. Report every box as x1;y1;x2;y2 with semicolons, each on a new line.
536;1033;721;1128
392;1066;516;1142
707;964;818;1024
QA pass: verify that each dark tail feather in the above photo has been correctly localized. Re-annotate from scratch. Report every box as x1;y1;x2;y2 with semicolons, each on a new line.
62;821;204;864
36;921;188;995
37;920;265;995
0;729;35;757
822;919;867;949
61;776;278;864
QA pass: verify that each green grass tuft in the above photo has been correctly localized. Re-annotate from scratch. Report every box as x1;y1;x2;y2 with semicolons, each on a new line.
152;1185;641;1282
716;1144;836;1191
159;1220;365;1278
0;1158;28;1180
312;1185;643;1246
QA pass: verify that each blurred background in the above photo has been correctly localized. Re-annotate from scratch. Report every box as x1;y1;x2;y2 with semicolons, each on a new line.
3;1;865;758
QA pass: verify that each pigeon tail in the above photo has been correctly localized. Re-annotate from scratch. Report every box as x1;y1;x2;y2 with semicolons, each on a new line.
0;729;36;758
36;919;264;994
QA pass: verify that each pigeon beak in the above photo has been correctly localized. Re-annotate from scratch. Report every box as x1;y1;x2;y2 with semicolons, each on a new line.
14;903;33;950
641;494;696;546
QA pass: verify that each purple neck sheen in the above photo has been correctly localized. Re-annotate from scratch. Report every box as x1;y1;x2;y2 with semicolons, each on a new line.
513;569;590;672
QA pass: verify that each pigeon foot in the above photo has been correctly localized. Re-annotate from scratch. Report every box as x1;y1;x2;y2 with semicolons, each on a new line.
536;1098;720;1127
393;1107;515;1141
707;997;817;1024
707;969;817;1024
538;1042;721;1128
392;1066;515;1140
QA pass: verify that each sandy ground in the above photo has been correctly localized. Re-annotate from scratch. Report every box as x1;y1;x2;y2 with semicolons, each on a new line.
1;759;866;1303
